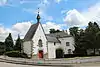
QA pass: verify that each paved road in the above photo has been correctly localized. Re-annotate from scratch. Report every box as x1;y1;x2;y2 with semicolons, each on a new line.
0;62;100;67
0;62;58;67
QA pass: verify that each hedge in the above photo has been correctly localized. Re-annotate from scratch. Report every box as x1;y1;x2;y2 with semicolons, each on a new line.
5;51;28;58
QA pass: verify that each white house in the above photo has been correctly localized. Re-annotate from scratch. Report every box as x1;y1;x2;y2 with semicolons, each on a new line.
23;13;75;59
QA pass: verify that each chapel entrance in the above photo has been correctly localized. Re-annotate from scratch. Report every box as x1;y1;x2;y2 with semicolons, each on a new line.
38;50;43;58
38;39;43;58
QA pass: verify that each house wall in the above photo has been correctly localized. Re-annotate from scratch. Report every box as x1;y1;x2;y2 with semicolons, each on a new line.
23;41;32;57
48;42;61;59
48;42;56;59
32;23;47;57
59;37;75;54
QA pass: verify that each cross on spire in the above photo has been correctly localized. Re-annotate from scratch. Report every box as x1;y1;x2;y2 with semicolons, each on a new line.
37;8;40;23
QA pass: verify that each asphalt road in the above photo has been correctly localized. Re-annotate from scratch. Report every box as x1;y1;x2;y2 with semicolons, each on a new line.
0;62;66;67
0;62;100;67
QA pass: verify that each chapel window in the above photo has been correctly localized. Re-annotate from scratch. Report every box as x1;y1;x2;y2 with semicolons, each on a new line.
38;39;42;47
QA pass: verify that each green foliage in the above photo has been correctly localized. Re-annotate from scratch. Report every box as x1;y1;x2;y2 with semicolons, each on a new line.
69;27;85;54
5;51;20;57
49;28;61;33
69;22;100;55
14;35;22;52
69;27;79;37
85;22;100;55
96;31;100;48
5;51;28;58
5;33;14;51
0;42;5;55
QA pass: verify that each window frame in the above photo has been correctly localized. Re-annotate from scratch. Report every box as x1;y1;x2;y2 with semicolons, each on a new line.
66;42;70;46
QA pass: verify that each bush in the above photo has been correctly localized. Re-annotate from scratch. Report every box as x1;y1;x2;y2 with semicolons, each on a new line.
5;51;20;57
20;53;28;58
64;54;100;58
5;51;28;58
0;52;4;55
64;54;88;58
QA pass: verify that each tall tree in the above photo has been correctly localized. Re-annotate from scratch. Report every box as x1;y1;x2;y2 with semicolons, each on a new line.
69;22;100;55
5;33;14;51
84;22;100;55
69;27;82;54
96;31;100;49
14;35;22;52
69;27;79;46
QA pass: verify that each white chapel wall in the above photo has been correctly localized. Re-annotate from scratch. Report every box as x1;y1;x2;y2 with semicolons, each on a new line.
23;41;32;57
32;23;47;55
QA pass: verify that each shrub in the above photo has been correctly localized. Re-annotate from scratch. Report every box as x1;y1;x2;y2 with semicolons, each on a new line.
20;53;28;58
5;51;28;58
5;51;20;57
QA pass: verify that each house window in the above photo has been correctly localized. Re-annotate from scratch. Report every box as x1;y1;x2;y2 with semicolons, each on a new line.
38;39;42;47
54;42;56;46
68;49;71;54
66;42;70;46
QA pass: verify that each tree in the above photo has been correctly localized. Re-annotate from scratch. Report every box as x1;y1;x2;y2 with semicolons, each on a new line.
14;35;22;52
5;33;14;51
69;27;79;37
85;22;100;55
96;31;100;49
0;42;5;55
77;29;87;55
69;27;79;48
49;28;61;33
69;27;87;55
69;22;100;55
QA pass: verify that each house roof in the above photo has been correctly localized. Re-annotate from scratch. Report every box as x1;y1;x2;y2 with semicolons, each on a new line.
46;32;72;43
46;31;71;38
24;22;39;41
46;35;60;43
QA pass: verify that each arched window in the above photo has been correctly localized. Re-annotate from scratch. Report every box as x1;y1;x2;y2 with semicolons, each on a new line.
38;39;42;47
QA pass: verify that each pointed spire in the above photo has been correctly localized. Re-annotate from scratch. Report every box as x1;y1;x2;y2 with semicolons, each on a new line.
37;8;40;23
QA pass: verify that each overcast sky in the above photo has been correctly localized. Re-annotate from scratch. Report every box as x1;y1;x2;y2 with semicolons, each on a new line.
0;0;100;41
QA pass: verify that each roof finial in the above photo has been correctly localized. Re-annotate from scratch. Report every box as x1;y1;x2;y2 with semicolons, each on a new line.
38;8;39;14
37;8;40;23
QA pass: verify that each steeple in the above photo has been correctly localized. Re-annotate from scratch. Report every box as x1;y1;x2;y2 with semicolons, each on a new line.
37;8;40;23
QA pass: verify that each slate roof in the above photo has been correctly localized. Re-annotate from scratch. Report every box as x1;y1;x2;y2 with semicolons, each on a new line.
46;32;72;38
24;22;72;43
46;35;60;43
46;32;72;43
24;22;39;41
